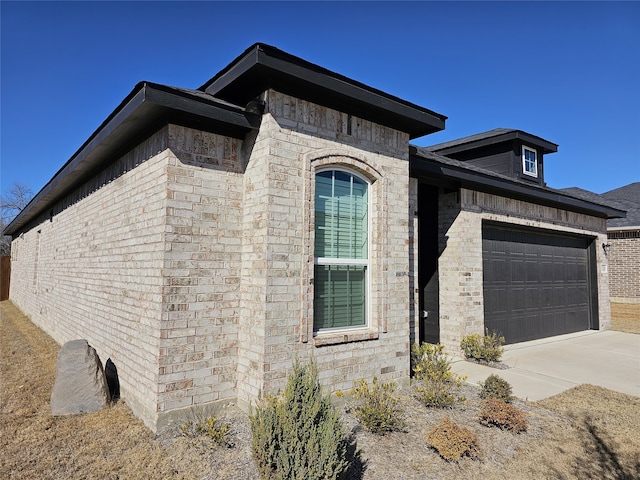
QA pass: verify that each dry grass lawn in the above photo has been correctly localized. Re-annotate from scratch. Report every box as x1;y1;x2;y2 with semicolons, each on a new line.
2;299;639;479
0;301;211;480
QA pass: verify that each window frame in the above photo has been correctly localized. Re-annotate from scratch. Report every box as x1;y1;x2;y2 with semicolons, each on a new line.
522;146;538;178
313;167;372;335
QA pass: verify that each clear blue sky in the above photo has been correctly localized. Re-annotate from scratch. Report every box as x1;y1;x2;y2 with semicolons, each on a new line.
2;1;639;199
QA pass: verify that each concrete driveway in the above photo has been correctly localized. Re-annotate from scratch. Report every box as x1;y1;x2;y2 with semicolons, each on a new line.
452;330;640;401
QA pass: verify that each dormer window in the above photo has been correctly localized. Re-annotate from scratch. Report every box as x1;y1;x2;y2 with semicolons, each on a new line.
522;146;538;178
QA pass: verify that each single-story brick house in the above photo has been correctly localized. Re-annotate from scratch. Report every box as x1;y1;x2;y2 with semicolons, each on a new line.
4;44;624;431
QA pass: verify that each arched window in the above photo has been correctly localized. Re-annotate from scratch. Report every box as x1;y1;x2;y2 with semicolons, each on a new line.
314;169;369;332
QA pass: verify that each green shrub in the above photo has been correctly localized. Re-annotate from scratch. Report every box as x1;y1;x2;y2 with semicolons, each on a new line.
460;329;505;363
479;398;528;432
180;414;231;448
411;343;466;408
349;377;406;435
250;358;349;480
426;417;481;462
479;374;513;403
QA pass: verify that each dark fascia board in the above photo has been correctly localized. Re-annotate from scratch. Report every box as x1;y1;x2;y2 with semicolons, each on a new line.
429;129;558;155
199;43;447;139
409;151;625;220
4;83;256;236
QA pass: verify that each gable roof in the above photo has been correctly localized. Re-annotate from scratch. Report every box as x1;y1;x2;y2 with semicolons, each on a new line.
426;128;558;155
199;43;446;139
411;146;625;220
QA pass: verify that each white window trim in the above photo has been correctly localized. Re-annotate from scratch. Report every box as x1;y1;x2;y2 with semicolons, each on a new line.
313;167;372;335
522;146;538;178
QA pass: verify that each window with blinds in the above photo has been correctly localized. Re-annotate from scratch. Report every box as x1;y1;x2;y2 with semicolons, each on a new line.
314;170;369;332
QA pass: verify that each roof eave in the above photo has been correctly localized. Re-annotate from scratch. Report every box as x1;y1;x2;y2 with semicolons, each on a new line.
430;130;558;155
200;43;446;139
4;83;256;236
409;154;625;220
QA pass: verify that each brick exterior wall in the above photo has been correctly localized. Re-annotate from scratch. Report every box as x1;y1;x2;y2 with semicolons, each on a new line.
8;87;614;431
9;90;413;430
235;90;412;408
436;188;611;353
10;129;171;428
157;126;245;426
607;231;640;303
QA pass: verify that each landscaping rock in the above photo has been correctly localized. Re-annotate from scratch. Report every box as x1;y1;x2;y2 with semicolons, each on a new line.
50;339;110;415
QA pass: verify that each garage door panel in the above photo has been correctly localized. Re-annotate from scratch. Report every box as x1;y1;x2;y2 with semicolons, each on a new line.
525;261;539;282
483;225;593;344
512;260;527;283
541;287;554;308
509;287;526;312
524;287;541;310
484;258;508;284
553;262;565;282
552;286;565;306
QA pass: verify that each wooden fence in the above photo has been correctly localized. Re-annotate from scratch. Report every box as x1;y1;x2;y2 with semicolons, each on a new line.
1;256;10;301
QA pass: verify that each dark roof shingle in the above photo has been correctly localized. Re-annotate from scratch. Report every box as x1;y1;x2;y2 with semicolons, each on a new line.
426;128;558;154
602;183;640;228
411;145;625;219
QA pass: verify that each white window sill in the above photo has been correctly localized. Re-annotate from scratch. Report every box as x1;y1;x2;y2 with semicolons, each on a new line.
312;329;379;346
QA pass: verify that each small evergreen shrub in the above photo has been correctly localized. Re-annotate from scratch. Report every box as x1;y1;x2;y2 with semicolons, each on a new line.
180;414;231;448
250;358;349;480
479;374;513;403
426;417;481;462
411;343;466;408
349;377;406;435
460;329;505;363
479;398;528;432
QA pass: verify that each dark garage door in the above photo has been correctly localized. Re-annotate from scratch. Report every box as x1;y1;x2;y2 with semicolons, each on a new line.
482;224;596;344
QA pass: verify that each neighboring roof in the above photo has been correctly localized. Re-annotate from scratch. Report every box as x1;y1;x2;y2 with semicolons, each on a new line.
602;183;640;229
200;43;446;139
559;187;626;210
560;184;639;229
410;146;626;220
5;82;259;236
426;128;558;155
601;182;640;204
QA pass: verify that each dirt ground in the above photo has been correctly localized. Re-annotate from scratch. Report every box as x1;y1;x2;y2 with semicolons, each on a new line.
2;299;639;480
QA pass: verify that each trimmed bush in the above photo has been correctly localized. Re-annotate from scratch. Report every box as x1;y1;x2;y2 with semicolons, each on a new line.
350;377;406;435
426;417;481;462
460;329;505;363
479;398;528;432
250;358;349;480
479;374;513;403
411;343;466;408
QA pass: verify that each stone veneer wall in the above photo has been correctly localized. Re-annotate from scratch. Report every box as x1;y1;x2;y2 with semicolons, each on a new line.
437;188;611;353
607;231;640;303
